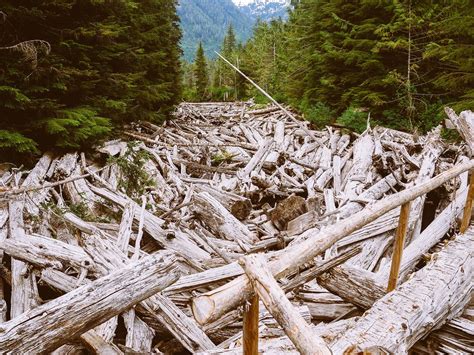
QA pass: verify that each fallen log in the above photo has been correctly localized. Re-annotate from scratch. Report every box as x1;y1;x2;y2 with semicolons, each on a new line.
330;229;473;354
0;252;179;353
191;160;474;325
241;254;331;355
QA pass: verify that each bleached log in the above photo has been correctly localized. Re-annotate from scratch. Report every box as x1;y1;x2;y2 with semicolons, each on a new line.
0;252;179;353
116;202;135;253
342;133;374;200
318;182;470;307
330;229;473;354
81;233;216;353
239;139;274;178
123;310;154;352
88;184;211;261
0;233;95;271
191;161;474;325
405;127;444;242
80;331;123;354
8;199;39;318
20;153;54;215
288;170;400;237
192;192;257;246
164;262;243;295
445;108;474;155
241;254;331;355
383;181;468;279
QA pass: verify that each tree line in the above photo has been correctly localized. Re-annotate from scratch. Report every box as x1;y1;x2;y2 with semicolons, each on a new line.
0;0;181;160
185;0;473;133
1;0;473;160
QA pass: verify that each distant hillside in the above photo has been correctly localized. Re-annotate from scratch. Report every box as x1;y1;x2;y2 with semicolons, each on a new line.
178;0;254;61
235;0;290;21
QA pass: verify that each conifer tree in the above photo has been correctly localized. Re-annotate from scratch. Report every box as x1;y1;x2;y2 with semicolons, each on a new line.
194;42;208;101
0;0;182;159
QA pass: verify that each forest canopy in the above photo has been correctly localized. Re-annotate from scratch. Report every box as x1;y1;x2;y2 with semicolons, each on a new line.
1;0;473;159
184;0;474;133
0;0;181;159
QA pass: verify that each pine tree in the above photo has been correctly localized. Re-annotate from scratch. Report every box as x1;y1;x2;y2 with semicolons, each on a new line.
0;0;182;159
194;42;208;101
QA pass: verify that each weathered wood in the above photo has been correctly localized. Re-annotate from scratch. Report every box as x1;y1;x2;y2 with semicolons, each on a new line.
318;183;470;307
0;252;179;353
445;108;474;155
330;229;473;354
387;201;411;291
0;233;95;271
270;195;307;231
8;199;39;319
89;184;212;261
192;191;258;246
192;161;474;325
240;254;331;355
81;232;216;353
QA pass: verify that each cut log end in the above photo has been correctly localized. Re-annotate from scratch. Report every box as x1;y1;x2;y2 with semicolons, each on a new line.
192;296;216;326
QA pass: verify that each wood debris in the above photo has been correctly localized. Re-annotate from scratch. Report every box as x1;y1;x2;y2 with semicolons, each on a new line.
0;102;472;354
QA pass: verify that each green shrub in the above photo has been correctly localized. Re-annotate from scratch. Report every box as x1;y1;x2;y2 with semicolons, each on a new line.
300;101;335;128
336;107;375;133
108;142;154;200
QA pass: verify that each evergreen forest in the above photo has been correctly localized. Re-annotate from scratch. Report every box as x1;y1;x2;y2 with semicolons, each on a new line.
1;0;473;160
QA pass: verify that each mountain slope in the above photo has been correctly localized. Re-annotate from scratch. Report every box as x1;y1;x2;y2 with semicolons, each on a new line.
234;0;290;21
178;0;254;61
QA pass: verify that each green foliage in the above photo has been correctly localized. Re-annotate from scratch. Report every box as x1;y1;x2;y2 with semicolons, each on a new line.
194;42;208;100
41;108;112;149
0;86;31;108
0;130;39;154
336;108;373;133
108;142;154;200
211;150;234;165
0;0;182;158
178;0;253;61
300;101;335;128
282;0;474;132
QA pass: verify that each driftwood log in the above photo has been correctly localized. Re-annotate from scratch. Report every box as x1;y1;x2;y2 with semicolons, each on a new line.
0;252;179;353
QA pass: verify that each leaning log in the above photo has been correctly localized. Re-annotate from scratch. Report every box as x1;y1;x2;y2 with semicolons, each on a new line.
241;254;331;355
0;252;179;353
191;161;474;325
330;229;473;354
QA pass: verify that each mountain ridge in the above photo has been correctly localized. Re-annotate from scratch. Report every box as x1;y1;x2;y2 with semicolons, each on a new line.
178;0;291;61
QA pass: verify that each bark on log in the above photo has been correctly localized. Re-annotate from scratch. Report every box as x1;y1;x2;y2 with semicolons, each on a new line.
0;252;179;353
241;254;331;355
330;229;473;354
191;161;474;325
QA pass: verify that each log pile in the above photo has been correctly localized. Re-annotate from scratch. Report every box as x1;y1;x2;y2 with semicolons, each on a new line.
0;102;473;354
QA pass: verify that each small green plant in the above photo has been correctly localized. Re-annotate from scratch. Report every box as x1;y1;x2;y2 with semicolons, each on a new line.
108;142;154;200
300;101;335;128
211;150;235;165
336;107;381;133
68;200;93;221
